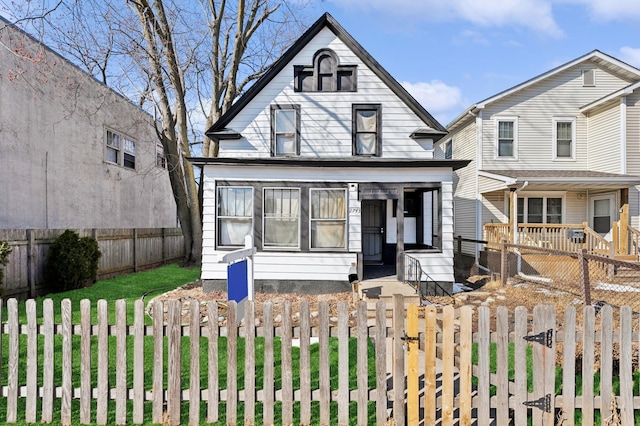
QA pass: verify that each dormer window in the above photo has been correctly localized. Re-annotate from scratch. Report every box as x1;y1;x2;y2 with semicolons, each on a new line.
294;48;357;92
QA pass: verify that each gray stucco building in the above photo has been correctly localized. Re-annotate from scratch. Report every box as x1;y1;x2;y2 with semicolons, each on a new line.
0;17;176;229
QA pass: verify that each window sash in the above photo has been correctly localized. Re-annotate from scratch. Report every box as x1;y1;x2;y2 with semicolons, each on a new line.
555;121;573;158
217;187;253;246
445;140;452;159
497;121;514;157
310;189;347;249
272;106;299;156
264;188;300;248
353;105;380;156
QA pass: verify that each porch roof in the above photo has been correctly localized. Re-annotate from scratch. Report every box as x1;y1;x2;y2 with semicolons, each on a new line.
189;156;471;170
479;169;640;192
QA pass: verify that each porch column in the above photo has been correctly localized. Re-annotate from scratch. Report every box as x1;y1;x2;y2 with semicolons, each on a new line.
510;188;517;244
620;188;629;255
396;191;405;281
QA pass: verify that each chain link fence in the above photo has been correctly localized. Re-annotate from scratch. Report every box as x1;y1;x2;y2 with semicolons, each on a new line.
483;242;640;312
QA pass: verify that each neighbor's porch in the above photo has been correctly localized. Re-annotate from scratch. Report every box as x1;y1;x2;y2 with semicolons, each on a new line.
478;170;640;260
484;201;640;261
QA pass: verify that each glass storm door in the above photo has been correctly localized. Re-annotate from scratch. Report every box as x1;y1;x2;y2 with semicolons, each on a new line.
362;200;384;263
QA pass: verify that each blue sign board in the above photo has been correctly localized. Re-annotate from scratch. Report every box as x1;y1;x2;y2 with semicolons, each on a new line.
228;259;249;320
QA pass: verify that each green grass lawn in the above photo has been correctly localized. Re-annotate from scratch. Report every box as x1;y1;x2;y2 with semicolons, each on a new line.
0;264;379;425
6;263;200;324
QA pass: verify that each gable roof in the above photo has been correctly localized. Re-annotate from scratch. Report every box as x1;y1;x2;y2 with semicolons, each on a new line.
447;50;640;131
206;12;446;136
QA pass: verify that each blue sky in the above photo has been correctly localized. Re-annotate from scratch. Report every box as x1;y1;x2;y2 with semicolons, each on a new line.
304;0;640;126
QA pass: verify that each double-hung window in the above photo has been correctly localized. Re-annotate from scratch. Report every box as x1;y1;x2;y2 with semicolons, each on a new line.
353;104;381;156
496;118;517;158
271;104;300;156
217;187;253;246
310;189;347;249
123;138;136;169
553;118;575;160
106;130;121;164
264;188;300;248
106;129;136;169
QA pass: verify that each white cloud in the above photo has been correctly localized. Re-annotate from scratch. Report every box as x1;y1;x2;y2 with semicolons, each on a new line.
401;80;469;125
618;47;640;69
563;0;640;21
328;0;563;37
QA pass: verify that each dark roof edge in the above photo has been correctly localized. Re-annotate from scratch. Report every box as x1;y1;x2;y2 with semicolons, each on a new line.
207;12;446;135
188;156;471;171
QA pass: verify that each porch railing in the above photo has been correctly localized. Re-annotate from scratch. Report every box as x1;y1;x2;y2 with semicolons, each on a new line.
612;221;640;261
404;254;451;298
484;222;612;256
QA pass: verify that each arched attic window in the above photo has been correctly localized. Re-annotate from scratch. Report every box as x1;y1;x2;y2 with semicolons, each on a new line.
294;48;357;92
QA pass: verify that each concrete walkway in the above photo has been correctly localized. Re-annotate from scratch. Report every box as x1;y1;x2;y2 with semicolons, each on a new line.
357;265;421;308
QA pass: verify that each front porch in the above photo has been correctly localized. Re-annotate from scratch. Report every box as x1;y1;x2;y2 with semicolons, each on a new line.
484;221;640;260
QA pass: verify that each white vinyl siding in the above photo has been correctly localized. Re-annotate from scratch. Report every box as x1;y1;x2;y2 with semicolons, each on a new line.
446;122;478;255
626;90;640;178
627;90;640;229
482;193;508;228
587;100;622;173
218;28;439;160
481;63;631;171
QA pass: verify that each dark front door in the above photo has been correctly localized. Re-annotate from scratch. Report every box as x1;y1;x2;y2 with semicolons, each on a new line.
362;200;384;263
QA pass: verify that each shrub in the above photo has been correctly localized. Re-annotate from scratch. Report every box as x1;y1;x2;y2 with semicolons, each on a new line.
46;230;102;292
0;240;12;288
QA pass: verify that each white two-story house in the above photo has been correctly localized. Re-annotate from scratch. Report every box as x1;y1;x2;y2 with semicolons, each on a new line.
440;50;640;262
191;13;469;294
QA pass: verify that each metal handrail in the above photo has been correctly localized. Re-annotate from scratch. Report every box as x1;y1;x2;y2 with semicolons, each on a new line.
404;254;452;299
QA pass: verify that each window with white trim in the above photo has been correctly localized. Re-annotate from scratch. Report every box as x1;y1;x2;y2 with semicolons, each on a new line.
444;139;452;159
106;129;136;169
263;188;300;248
310;189;347;249
217;186;253;246
496;118;517;158
517;196;563;224
553;118;576;160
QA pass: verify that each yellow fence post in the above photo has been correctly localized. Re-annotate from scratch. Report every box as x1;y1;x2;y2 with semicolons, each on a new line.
406;304;419;424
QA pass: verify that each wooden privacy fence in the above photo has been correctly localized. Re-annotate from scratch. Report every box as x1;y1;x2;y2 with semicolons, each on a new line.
1;296;639;425
0;228;184;298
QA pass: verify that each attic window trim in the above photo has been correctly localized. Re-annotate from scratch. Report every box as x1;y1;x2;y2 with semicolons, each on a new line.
294;48;357;92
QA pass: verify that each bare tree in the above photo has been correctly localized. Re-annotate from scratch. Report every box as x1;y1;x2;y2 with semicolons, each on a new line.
1;0;311;265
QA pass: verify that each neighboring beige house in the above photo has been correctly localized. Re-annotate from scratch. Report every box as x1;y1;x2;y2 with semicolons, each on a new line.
438;50;640;261
192;13;469;294
0;16;177;229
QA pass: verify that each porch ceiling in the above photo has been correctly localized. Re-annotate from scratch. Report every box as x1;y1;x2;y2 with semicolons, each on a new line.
479;169;640;193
